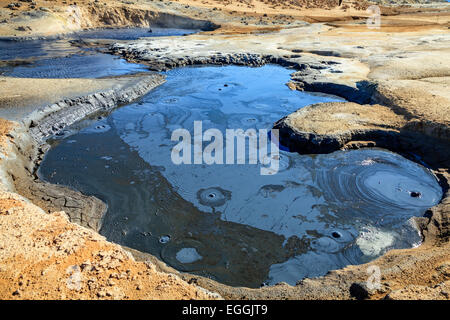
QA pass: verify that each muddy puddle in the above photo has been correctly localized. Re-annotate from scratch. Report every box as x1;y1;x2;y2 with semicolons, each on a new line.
0;27;198;78
38;65;443;287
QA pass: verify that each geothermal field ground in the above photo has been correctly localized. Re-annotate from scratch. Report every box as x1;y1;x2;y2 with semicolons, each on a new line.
0;0;449;302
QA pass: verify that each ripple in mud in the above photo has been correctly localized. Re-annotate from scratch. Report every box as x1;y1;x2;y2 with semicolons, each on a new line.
39;65;442;287
314;151;441;214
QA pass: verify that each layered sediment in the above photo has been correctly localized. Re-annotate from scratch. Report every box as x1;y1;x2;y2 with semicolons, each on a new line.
26;73;165;142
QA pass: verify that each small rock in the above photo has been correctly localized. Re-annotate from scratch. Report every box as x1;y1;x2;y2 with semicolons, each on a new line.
16;26;31;31
349;282;369;300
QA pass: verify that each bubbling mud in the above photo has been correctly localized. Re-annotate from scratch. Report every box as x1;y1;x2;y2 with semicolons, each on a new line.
39;65;442;287
267;150;442;284
315;152;441;212
0;28;197;78
197;187;232;208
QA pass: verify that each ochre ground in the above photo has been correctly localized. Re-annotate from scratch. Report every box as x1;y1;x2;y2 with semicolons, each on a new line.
1;0;448;37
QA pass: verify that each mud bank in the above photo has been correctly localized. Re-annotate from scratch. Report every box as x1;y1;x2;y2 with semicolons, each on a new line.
2;0;446;40
81;6;219;32
1;73;165;233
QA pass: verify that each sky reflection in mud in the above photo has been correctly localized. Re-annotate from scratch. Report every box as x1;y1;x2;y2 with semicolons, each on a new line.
39;65;442;287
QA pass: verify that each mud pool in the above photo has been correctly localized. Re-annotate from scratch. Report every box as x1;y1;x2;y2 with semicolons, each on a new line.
0;27;197;78
38;65;443;288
